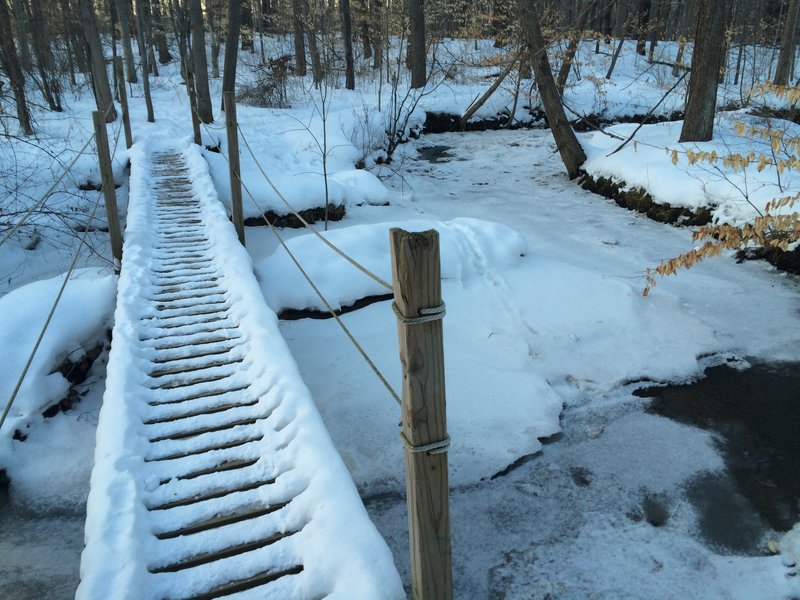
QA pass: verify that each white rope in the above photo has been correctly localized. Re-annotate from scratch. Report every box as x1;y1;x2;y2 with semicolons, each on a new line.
0;102;117;248
235;122;393;291
392;301;446;325
400;432;450;454
0;117;123;434
200;122;402;407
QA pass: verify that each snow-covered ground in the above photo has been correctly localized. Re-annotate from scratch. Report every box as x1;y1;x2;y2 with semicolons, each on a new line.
1;36;800;598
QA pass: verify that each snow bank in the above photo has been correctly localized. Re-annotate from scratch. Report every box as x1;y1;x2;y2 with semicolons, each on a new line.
0;268;115;455
583;115;800;226
255;217;526;312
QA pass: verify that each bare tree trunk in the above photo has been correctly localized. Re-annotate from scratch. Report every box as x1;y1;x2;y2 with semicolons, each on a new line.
409;0;426;88
519;0;585;179
189;0;213;122
635;0;650;55
30;0;61;111
360;0;372;60
11;0;32;72
79;0;117;122
679;0;727;142
0;0;33;134
222;0;241;104
134;0;155;121
306;1;323;84
775;0;800;86
116;0;138;82
151;0;173;63
606;37;624;79
371;0;383;70
291;0;307;75
341;0;355;89
556;0;588;94
208;0;221;78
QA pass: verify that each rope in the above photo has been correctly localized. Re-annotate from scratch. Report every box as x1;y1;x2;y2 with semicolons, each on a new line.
0;102;116;248
400;432;450;454
392;301;446;325
198;121;402;406
235;123;393;291
0;117;123;434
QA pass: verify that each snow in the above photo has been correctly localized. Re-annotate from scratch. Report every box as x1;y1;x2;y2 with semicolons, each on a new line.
0;268;115;458
76;140;403;599
584;114;800;226
2;33;800;600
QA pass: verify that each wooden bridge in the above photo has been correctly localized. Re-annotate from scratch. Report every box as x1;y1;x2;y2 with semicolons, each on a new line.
76;142;404;599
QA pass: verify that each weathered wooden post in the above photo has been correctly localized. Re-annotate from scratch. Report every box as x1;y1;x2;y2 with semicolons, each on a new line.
186;66;203;146
92;110;123;267
390;228;452;600
114;57;133;149
223;90;245;246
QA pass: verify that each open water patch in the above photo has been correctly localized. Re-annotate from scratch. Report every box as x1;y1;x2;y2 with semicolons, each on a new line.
639;360;800;554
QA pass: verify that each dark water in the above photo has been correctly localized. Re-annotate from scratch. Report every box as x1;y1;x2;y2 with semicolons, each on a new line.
640;360;800;554
416;145;456;163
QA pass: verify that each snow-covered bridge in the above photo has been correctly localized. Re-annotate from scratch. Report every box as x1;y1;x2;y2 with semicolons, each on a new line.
77;143;403;600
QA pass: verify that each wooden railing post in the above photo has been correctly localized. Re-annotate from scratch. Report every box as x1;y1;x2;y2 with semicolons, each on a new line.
223;91;245;246
114;57;133;149
390;228;452;600
92;111;123;267
186;65;202;146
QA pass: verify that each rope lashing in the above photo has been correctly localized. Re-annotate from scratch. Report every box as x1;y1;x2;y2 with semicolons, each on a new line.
400;432;450;455
392;301;446;325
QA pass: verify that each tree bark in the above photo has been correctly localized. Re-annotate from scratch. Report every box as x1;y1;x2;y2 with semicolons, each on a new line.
679;0;727;142
518;0;586;179
0;0;33;134
79;0;117;122
774;0;800;86
151;0;173;63
208;0;221;78
189;0;213;122
291;0;307;76
134;0;155;121
341;0;355;89
409;0;426;88
115;0;138;82
222;0;241;103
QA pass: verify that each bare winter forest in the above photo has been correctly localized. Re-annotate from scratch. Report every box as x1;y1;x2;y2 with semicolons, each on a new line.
1;0;800;599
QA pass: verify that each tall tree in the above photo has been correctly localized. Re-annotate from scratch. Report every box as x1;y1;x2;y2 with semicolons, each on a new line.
134;0;155;121
189;0;213;122
116;0;138;82
409;0;426;88
774;0;800;86
679;0;727;142
341;0;355;89
222;0;242;103
151;0;173;64
291;0;307;76
518;0;585;179
79;0;117;122
0;0;33;134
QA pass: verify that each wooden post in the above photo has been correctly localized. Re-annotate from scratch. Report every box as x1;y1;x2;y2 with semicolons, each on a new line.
114;57;133;149
223;91;245;246
92;111;123;266
390;228;452;600
186;66;202;146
